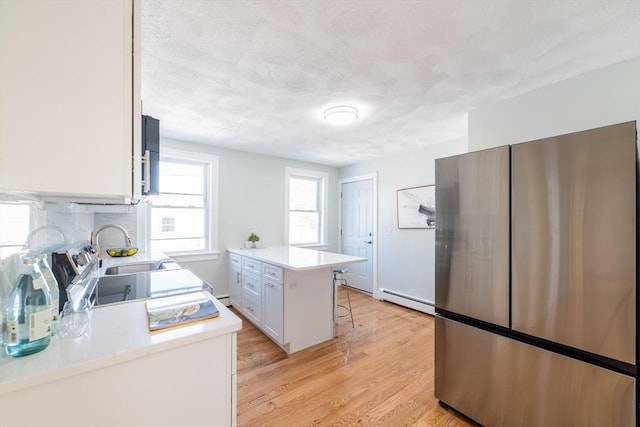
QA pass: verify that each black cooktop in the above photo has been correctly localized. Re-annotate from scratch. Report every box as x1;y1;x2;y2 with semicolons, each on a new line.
92;268;213;307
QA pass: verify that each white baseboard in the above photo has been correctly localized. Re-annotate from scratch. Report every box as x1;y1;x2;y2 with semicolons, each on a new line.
378;288;435;315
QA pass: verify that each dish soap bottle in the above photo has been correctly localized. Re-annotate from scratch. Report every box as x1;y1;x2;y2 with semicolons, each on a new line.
5;256;52;357
37;254;59;335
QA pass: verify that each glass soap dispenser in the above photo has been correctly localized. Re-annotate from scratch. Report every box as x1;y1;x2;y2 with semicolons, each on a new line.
5;256;52;357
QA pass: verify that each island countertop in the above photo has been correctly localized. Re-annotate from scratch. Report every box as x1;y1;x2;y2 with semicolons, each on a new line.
227;246;366;271
0;295;241;395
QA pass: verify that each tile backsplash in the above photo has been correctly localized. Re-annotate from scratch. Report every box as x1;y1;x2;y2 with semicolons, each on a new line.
43;203;141;249
93;212;139;250
0;200;145;294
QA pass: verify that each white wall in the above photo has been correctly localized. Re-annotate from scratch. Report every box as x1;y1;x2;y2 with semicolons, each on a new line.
161;138;340;299
339;138;468;308
469;57;640;151
5;59;635;307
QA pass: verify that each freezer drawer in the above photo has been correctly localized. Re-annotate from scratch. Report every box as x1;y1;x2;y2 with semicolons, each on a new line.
435;316;635;427
435;146;510;328
511;121;636;365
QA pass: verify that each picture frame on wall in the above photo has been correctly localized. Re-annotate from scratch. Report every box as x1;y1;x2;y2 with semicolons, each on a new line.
397;184;435;229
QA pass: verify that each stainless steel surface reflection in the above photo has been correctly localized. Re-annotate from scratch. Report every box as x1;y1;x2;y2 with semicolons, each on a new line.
104;260;178;276
435;146;510;327
435;317;635;427
511;121;636;364
93;268;213;307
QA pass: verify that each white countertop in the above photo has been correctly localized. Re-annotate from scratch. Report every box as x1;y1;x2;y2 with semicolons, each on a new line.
227;246;367;271
0;294;241;395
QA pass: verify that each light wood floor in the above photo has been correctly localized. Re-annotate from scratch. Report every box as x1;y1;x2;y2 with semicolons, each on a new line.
234;287;478;426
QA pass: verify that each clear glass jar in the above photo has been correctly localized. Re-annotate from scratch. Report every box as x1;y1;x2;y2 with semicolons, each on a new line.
5;256;52;357
58;297;91;339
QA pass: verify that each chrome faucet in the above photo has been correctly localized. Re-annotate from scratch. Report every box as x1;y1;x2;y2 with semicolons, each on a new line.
90;224;132;257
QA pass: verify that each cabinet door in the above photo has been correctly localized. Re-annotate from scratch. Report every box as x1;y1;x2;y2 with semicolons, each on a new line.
0;0;141;202
262;279;283;344
228;263;242;310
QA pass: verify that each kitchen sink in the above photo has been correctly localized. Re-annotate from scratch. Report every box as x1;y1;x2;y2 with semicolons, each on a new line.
104;260;177;276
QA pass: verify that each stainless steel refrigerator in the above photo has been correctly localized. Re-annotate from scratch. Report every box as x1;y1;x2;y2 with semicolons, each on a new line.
434;121;637;426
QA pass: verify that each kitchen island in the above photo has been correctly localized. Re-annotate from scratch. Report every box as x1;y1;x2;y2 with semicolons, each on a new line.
227;246;366;353
0;286;242;427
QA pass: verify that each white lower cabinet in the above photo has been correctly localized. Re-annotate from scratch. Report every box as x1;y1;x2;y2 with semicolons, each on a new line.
228;257;242;309
229;266;242;310
228;250;333;354
262;278;284;344
241;262;263;325
232;255;284;347
0;323;239;427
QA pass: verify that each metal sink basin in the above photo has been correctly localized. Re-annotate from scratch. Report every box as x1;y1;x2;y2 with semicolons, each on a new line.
104;260;174;276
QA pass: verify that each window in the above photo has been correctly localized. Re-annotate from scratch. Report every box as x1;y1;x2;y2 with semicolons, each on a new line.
161;217;175;233
285;168;328;246
0;203;31;260
149;149;218;259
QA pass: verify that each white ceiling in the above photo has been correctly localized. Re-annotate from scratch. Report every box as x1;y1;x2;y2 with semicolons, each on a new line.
141;0;640;167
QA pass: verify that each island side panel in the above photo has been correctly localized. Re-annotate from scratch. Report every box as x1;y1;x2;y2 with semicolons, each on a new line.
0;333;236;427
284;267;333;353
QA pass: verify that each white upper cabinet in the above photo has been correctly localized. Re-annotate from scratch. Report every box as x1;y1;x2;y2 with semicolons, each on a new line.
0;0;141;203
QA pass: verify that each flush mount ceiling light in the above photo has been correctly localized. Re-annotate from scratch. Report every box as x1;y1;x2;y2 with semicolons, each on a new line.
324;105;358;125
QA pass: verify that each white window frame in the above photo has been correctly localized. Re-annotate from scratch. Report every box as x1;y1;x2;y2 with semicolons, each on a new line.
160;216;175;233
146;148;219;262
284;167;328;249
0;202;32;259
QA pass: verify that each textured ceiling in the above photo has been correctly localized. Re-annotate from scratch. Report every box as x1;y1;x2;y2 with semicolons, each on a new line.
141;0;640;167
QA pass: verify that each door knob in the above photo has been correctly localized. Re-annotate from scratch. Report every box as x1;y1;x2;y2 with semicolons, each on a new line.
364;240;372;244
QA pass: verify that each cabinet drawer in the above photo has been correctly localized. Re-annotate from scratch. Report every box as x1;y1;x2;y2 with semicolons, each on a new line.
242;271;261;302
241;294;261;325
242;257;262;276
263;263;283;284
230;253;241;269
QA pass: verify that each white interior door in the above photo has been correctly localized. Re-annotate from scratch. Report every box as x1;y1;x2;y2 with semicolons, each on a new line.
340;179;374;293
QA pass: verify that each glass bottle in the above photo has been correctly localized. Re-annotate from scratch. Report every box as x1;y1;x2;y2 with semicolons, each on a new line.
5;256;52;357
37;254;59;335
0;284;4;359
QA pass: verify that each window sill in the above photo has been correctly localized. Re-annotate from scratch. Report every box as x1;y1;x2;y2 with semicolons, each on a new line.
166;251;220;263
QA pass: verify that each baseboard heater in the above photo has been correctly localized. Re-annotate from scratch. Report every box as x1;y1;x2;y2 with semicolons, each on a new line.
216;295;230;306
379;288;435;315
